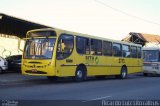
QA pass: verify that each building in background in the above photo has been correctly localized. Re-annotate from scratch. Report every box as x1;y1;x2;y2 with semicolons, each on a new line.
0;35;24;58
122;32;160;47
0;13;50;57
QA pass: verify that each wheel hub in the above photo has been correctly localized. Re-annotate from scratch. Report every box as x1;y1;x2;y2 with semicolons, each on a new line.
122;71;126;78
77;70;83;78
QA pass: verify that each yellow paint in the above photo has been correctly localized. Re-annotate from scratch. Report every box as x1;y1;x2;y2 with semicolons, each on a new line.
22;28;143;77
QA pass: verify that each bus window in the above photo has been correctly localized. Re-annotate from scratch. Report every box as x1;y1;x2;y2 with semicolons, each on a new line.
24;38;56;59
103;41;112;56
137;47;141;58
112;43;122;57
56;34;74;59
143;50;159;62
76;37;90;55
131;46;137;58
91;39;102;55
122;45;131;58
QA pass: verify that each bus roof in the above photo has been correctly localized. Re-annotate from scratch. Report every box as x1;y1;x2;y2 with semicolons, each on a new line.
143;47;160;51
27;28;142;47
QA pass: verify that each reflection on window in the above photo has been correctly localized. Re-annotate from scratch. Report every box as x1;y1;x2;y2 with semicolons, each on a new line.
113;43;122;57
76;37;90;54
57;34;74;59
103;41;112;56
131;46;137;58
143;50;159;62
137;47;141;58
91;39;102;55
24;38;55;59
122;45;131;58
28;31;56;37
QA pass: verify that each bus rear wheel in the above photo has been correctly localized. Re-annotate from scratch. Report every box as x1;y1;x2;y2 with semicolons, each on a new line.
0;67;3;74
47;76;58;81
120;66;127;79
116;66;127;79
75;66;86;82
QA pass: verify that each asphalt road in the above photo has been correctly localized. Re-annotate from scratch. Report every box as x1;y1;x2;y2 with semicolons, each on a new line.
0;73;160;101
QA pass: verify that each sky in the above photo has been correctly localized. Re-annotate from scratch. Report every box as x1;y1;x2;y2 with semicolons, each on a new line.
0;0;160;40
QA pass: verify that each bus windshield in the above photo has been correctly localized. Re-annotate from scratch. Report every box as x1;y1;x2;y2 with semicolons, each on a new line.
24;38;56;59
143;50;159;62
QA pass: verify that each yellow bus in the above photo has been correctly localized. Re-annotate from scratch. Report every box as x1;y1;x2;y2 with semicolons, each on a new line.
21;28;142;81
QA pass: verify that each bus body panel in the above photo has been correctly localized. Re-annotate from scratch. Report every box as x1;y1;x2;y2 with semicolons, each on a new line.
143;62;160;74
21;28;142;78
22;59;56;76
143;47;160;75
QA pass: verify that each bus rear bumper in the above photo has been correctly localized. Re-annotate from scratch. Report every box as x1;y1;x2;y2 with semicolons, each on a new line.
143;70;160;74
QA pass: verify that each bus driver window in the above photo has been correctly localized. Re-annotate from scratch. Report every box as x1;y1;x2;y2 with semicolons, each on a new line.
57;34;74;59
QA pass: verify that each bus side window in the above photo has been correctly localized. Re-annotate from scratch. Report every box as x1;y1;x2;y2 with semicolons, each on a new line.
76;36;90;55
56;34;74;60
137;47;141;58
122;45;131;58
131;46;137;58
91;39;102;55
112;43;122;57
103;41;112;56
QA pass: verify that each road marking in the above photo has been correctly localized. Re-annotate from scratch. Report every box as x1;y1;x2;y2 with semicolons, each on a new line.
82;96;111;102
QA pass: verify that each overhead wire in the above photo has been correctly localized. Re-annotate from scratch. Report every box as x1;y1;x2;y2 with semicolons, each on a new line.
94;0;160;26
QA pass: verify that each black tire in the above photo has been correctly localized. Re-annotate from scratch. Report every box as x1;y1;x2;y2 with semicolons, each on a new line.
116;66;127;79
0;67;3;74
47;76;58;81
75;66;86;82
121;66;127;79
143;73;148;76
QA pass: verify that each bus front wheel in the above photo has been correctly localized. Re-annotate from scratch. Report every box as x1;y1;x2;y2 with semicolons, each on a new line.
75;66;86;82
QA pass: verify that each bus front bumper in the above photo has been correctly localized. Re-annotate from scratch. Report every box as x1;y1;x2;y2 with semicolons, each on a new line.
22;66;57;76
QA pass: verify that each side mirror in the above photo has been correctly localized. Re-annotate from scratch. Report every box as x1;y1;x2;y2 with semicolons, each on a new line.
18;39;25;52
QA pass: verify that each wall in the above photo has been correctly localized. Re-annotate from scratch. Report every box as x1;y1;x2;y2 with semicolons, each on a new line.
0;35;24;58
